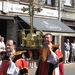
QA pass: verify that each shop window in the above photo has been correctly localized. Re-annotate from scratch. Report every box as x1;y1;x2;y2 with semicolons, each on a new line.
64;0;72;6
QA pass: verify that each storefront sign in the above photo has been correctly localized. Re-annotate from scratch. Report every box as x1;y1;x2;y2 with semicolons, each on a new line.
0;1;58;17
42;21;61;31
2;1;9;13
8;3;58;17
0;2;2;11
35;8;58;17
9;3;29;13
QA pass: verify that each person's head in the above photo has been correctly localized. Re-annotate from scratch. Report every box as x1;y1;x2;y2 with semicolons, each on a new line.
66;39;69;42
1;37;4;42
44;33;53;45
6;40;15;53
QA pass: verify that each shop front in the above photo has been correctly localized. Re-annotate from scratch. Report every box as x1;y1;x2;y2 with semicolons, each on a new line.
14;15;75;52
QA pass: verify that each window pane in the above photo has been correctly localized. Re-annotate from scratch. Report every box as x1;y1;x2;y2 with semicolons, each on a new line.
44;0;51;4
64;0;72;6
20;0;29;3
48;0;51;4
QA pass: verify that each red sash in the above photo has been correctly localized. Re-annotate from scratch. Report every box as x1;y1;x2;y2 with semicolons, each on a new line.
39;61;49;75
16;58;28;69
0;60;10;75
55;49;64;75
13;54;28;75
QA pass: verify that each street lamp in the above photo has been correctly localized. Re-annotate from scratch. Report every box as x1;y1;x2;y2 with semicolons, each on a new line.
21;0;44;48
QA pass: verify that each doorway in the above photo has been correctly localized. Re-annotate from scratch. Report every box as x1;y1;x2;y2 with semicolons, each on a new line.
0;20;7;43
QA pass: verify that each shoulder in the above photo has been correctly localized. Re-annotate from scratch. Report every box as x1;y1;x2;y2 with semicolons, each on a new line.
13;54;22;62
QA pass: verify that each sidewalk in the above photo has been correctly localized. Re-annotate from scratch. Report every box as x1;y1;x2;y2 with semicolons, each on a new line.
64;62;75;65
28;62;75;75
28;68;37;75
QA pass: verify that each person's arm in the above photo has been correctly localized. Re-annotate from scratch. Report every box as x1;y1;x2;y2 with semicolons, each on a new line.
47;50;58;64
0;42;5;50
0;60;2;67
7;61;19;75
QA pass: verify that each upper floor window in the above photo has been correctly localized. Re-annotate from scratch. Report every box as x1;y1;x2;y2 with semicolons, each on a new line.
64;0;72;6
20;0;55;7
20;0;29;4
44;0;51;5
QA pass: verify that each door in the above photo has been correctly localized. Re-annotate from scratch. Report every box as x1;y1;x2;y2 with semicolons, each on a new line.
0;20;7;43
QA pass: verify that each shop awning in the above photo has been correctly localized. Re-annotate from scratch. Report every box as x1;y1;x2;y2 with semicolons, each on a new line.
17;15;75;33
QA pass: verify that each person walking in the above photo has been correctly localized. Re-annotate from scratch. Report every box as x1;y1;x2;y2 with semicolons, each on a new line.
0;47;19;75
64;39;70;63
5;39;28;75
35;33;64;75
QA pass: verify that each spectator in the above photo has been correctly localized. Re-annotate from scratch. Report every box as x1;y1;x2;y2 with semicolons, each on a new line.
70;39;75;62
64;39;70;63
29;59;37;68
1;36;5;50
29;50;38;68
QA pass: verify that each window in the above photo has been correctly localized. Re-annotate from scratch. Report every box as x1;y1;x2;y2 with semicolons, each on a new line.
20;0;51;4
64;0;72;6
44;0;51;5
44;0;55;7
20;0;29;4
20;0;55;7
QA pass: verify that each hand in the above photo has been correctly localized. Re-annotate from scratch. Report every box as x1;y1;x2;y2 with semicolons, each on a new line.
48;45;52;51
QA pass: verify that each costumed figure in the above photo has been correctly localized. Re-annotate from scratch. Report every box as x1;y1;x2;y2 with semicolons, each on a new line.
6;40;28;75
35;33;64;75
35;44;64;75
35;46;59;75
12;51;29;75
0;50;19;75
52;44;64;75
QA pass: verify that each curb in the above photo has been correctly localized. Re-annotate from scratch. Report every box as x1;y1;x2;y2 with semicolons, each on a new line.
64;62;75;65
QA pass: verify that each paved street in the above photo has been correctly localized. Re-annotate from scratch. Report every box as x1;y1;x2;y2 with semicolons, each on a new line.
64;63;75;75
28;63;75;75
28;67;36;75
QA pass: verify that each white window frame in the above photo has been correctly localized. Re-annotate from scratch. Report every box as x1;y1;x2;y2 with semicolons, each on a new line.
64;0;72;6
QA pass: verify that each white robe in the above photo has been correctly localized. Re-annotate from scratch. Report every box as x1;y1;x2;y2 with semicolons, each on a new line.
0;60;19;75
47;50;59;75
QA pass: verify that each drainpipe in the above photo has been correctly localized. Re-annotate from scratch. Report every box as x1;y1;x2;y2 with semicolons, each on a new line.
58;0;61;21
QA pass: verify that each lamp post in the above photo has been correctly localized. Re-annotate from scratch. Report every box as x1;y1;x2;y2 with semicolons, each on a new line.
21;0;44;48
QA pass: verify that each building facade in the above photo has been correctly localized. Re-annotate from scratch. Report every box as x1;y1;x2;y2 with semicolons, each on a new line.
0;0;75;53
